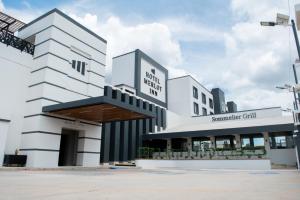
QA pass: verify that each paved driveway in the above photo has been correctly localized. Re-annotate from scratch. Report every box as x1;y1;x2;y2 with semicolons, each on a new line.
0;168;299;200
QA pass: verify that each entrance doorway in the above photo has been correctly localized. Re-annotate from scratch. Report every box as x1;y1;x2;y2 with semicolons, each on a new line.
58;129;79;166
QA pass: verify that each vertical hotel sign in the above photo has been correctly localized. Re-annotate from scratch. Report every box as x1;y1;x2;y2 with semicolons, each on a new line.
140;58;166;103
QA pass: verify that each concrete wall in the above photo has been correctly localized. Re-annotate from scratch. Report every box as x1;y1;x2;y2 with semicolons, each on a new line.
0;9;106;167
0;121;10;165
0;42;33;155
269;149;297;166
136;159;272;170
112;52;136;88
168;75;214;117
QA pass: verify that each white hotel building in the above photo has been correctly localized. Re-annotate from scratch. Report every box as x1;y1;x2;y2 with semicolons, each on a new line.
0;9;299;169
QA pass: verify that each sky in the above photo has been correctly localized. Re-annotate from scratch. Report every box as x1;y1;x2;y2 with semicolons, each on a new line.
1;0;300;110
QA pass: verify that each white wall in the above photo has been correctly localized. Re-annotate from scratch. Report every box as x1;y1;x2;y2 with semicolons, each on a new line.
0;9;107;167
136;159;272;170
0;121;10;165
269;149;297;166
168;75;214;117
0;42;33;155
168;77;191;116
161;107;292;133
112;52;135;87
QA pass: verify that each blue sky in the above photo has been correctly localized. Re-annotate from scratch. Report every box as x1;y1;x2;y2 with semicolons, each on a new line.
1;0;300;110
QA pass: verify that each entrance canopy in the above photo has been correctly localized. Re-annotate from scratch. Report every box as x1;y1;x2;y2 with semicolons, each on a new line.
42;96;155;123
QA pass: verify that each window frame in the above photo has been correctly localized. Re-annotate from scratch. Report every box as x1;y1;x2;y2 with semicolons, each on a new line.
193;102;199;115
193;86;198;99
202;93;206;104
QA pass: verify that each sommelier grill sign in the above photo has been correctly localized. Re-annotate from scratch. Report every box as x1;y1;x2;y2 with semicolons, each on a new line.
140;58;166;103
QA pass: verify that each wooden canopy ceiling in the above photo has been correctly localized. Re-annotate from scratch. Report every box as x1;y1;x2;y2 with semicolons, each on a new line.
42;96;154;123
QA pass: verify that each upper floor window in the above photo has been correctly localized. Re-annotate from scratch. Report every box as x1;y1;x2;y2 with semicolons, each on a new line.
72;60;86;75
193;102;199;115
202;107;207;116
209;98;213;109
202;93;206;104
193;86;198;99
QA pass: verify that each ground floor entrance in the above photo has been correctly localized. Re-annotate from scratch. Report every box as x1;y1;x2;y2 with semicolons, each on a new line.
58;129;79;166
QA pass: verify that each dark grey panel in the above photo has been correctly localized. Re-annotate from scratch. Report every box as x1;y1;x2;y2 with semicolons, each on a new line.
156;106;161;132
143;123;295;140
101;123;111;163
0;118;10;122
109;122;120;162
22;131;60;136
295;135;300;166
136;119;143;156
20;148;59;152
128;120;136;160
162;109;166;129
119;121;129;162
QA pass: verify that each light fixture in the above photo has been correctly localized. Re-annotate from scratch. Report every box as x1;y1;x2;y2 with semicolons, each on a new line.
260;21;277;26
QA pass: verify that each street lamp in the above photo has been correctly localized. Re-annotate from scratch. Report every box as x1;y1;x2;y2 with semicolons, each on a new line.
276;84;298;110
261;13;300;105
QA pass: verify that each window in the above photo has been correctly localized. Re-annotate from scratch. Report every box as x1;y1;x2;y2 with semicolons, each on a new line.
210;112;214;115
269;132;294;149
71;60;86;76
209;98;213;109
202;93;206;104
215;137;236;149
192;139;211;151
202;107;207;116
241;135;264;149
81;62;85;75
193;86;198;99
193;102;199;115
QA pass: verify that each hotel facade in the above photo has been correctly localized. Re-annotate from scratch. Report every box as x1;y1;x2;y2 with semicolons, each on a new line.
0;9;299;169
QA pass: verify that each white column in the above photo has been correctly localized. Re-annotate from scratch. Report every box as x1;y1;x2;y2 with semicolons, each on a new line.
234;134;241;149
263;132;271;157
209;136;215;149
167;139;172;151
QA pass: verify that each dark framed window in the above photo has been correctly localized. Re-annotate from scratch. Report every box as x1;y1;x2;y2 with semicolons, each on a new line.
193;86;198;99
71;60;86;76
72;60;76;69
76;61;81;72
193;102;199;115
202;93;206;104
269;132;294;149
81;62;85;75
202;107;207;116
209;98;213;108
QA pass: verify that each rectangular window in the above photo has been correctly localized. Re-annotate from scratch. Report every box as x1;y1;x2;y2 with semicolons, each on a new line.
193;102;199;115
269;132;294;149
81;62;85;75
202;107;207;116
76;61;81;72
72;60;76;69
209;98;213;108
202;93;206;104
193;86;198;99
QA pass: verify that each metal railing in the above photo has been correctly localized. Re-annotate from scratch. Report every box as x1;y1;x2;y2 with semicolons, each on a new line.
0;29;34;55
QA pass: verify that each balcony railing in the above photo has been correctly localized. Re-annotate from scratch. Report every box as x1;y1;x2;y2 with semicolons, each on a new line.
0;29;35;55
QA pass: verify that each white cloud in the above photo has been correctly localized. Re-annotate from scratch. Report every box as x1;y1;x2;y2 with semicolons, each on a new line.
68;12;187;79
1;0;298;110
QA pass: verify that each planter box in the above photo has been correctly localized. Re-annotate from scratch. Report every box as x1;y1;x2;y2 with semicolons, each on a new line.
3;155;27;167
